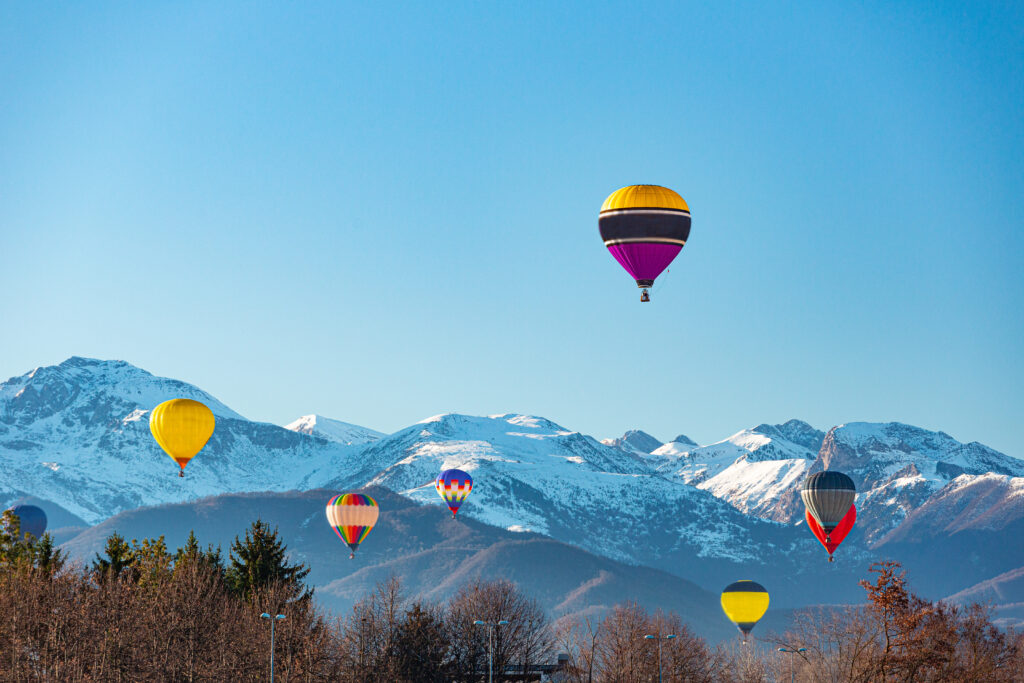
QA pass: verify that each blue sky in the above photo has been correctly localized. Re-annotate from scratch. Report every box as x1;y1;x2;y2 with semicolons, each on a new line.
1;2;1022;453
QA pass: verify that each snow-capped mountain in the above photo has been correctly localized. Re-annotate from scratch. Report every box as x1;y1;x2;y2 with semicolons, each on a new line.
284;414;384;446
647;420;824;521
317;413;785;568
3;357;1023;607
601;429;664;456
0;357;364;523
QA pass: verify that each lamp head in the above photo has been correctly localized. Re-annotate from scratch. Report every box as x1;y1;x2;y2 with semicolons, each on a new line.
261;613;271;619
666;634;677;640
275;614;286;620
644;635;655;640
474;620;485;626
498;620;509;626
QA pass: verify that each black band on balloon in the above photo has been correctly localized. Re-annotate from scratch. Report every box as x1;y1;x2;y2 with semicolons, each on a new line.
599;210;691;244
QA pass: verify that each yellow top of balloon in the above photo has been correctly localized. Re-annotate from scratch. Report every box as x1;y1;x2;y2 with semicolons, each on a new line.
720;581;770;625
600;185;689;213
149;398;215;470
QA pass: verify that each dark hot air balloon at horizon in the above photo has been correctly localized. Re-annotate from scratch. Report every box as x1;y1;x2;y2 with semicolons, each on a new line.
720;580;770;642
5;504;47;540
435;469;473;518
599;184;691;302
801;470;856;543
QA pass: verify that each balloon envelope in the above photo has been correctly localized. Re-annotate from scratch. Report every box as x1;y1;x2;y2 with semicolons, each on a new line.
807;504;856;559
801;471;856;534
5;504;47;540
326;493;379;557
435;469;473;517
149;399;215;474
599;185;691;298
720;580;770;637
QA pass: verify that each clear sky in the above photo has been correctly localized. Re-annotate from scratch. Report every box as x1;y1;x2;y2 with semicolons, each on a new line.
1;2;1021;454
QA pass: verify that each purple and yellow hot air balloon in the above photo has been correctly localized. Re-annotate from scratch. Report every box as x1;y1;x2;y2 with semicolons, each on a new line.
599;185;691;302
326;493;379;559
435;469;473;518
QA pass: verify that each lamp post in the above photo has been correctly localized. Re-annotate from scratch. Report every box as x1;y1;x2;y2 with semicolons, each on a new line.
261;613;286;682
777;647;806;683
473;619;509;683
643;633;676;683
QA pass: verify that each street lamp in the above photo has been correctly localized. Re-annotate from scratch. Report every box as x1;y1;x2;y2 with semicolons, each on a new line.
777;647;806;683
261;613;286;683
473;619;509;683
643;633;676;683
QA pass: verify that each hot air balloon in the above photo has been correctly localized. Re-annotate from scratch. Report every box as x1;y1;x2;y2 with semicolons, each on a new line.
5;504;47;540
599;184;691;302
435;469;473;518
149;399;215;477
806;504;856;562
326;493;379;559
801;471;856;542
720;580;770;642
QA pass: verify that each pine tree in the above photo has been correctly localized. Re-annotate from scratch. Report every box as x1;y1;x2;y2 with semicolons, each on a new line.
31;533;66;576
225;519;310;605
174;530;224;578
92;532;136;582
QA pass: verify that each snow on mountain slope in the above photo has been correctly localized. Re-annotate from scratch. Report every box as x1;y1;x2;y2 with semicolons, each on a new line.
815;423;1024;542
648;420;823;520
316;413;782;566
0;358;367;523
601;429;664;456
284;414;384;446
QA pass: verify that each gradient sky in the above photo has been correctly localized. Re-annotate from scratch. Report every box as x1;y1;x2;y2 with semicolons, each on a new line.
1;2;1022;454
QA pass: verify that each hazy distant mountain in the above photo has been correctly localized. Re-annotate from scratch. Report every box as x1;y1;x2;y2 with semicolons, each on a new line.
58;488;742;642
946;565;1024;629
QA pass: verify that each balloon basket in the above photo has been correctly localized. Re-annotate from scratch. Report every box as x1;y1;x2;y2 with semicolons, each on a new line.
640;289;650;302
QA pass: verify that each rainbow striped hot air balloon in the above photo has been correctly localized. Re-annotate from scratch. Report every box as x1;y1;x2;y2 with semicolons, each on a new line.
435;469;473;518
599;184;691;302
326;493;379;559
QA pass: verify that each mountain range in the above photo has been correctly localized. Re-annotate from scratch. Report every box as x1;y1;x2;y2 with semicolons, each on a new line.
2;357;1022;635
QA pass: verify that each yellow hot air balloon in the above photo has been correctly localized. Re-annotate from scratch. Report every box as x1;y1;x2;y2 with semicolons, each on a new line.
149;399;215;477
720;580;770;641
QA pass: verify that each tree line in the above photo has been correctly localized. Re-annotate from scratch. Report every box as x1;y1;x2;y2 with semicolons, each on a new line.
0;509;1021;681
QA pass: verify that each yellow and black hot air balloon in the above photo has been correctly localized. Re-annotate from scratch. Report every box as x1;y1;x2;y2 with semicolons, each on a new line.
721;580;770;642
149;399;215;477
599;185;691;302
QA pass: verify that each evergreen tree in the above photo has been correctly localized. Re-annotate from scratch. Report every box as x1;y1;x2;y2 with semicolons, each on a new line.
92;532;136;582
130;535;172;588
31;533;66;576
0;509;29;569
174;530;224;578
226;519;310;604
